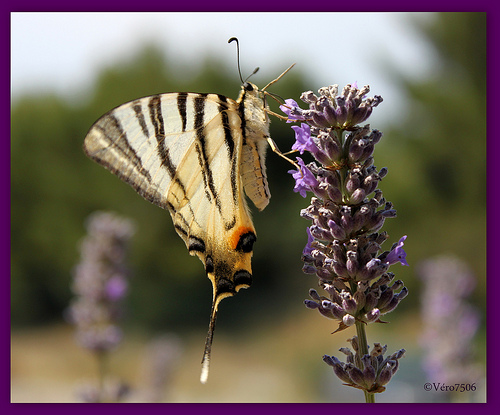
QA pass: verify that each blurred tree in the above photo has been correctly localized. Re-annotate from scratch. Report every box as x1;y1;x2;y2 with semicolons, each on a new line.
377;12;486;308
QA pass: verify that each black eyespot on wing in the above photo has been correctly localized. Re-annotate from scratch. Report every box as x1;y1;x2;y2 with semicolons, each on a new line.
205;255;214;274
188;236;206;253
234;270;252;287
216;278;235;295
235;232;257;253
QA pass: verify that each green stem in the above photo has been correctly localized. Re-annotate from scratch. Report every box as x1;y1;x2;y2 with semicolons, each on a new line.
355;321;375;403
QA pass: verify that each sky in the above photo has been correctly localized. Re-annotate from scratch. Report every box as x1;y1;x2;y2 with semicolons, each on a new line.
11;12;437;125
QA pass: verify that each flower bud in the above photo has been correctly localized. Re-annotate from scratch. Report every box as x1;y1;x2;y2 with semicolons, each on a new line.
323;355;353;384
353;286;366;310
312;111;330;129
365;308;381;322
377;287;394;309
300;91;318;104
361;355;377;386
349;188;366;204
331;260;349;279
346;250;359;277
345;171;361;193
342;295;358;315
396;286;409;300
328;219;346;240
377;362;394;386
343;314;356;326
346;365;365;387
304;299;319;310
379;296;399;314
316;267;333;280
302;264;316;274
321;133;341;161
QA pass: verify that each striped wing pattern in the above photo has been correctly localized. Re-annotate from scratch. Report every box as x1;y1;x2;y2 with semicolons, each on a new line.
83;86;271;383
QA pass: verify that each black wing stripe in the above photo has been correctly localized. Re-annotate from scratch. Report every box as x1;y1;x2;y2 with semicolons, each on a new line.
147;95;204;229
149;95;169;169
92;115;153;184
174;224;188;236
238;91;247;145
194;94;222;210
148;95;189;195
132;101;150;138
177;92;188;132
199;94;238;231
217;96;238;208
224;216;236;231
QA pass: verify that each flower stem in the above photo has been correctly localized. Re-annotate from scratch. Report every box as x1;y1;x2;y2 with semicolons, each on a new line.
96;350;108;403
355;320;375;403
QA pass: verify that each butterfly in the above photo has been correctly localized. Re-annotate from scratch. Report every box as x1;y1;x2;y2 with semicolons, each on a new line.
83;38;294;383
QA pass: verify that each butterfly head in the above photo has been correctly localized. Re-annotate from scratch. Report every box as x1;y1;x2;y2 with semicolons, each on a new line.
243;82;255;92
238;81;265;100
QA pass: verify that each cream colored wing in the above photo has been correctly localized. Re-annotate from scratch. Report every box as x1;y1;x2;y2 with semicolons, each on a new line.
83;90;267;383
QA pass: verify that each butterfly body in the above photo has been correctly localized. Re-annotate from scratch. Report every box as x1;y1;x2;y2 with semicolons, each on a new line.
83;81;272;383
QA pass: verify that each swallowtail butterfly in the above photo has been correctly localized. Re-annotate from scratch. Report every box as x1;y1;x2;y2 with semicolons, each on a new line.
84;38;294;383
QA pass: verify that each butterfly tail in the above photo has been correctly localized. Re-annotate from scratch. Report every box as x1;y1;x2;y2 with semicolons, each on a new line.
200;298;219;384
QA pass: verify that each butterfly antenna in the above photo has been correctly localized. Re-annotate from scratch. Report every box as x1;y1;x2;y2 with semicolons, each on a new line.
245;67;260;83
228;37;244;84
229;37;260;84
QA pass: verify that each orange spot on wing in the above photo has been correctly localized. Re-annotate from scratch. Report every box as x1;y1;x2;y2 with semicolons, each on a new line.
229;226;254;250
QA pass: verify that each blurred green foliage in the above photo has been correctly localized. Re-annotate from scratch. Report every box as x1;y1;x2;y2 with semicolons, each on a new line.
379;12;486;306
11;13;486;337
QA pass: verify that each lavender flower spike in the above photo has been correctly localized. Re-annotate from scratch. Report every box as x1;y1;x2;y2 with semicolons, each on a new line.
283;83;407;401
68;211;135;352
67;211;135;402
418;255;483;396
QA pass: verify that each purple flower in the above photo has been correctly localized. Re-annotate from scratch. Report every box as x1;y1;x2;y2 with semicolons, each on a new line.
77;378;130;403
288;157;319;198
106;275;128;301
280;98;306;123
67;211;135;352
302;227;314;257
323;337;405;394
141;334;182;402
385;236;408;266
418;255;483;386
291;123;316;154
67;212;135;402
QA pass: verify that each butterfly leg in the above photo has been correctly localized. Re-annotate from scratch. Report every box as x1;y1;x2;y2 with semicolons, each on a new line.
266;136;300;169
265;109;290;121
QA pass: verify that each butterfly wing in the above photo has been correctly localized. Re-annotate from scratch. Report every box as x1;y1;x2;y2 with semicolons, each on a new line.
84;92;259;382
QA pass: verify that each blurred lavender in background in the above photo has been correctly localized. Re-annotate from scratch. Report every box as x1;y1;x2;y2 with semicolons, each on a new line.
138;334;182;402
66;211;135;402
417;255;483;401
